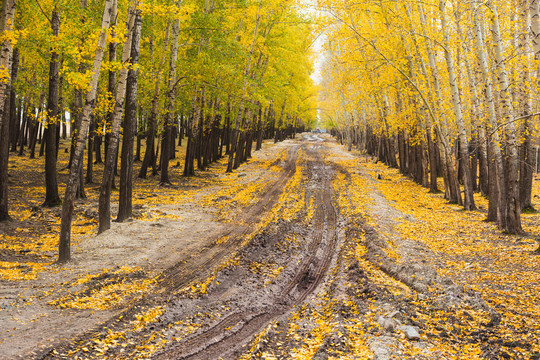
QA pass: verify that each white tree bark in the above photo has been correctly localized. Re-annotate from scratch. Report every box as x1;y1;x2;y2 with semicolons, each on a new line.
58;0;116;263
455;9;487;195
439;0;476;210
490;1;523;233
159;0;183;184
0;0;16;135
98;0;140;233
419;4;461;204
531;0;540;72
519;0;535;210
473;7;507;225
405;4;439;192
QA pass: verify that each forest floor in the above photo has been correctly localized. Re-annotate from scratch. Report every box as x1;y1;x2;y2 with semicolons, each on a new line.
1;134;540;359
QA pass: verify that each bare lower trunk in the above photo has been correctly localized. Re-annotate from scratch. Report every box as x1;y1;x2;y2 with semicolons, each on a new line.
86;116;94;183
519;136;534;210
478;125;489;196
427;130;438;192
138;111;156;179
184;90;200;177
486;139;499;222
227;104;243;173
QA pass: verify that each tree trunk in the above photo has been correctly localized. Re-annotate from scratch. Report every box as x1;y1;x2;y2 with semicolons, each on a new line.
160;2;182;185
225;101;231;155
43;9;62;207
0;0;15;135
490;3;523;233
470;135;478;192
170;122;177;159
256;105;264;151
439;0;475;210
486;132;499;221
118;11;142;222
138;111;156;178
8;58;19;153
29;102;42;159
0;73;12;221
0;43;17;221
135;122;142;162
39;124;45;157
58;0;115;263
227;104;243;173
474;9;506;224
178;111;184;147
419;5;459;203
478;125;489;196
519;0;538;210
427;130;438;192
105;5;117;162
57;56;66;148
184;90;200;176
17;100;28;155
94;133;103;164
98;1;138;234
86;116;94;183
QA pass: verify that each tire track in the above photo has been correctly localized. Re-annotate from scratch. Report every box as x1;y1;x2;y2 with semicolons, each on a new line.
35;146;299;360
157;145;300;294
153;139;339;360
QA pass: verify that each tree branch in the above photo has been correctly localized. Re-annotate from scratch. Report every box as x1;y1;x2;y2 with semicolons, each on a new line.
489;112;540;137
35;0;52;24
328;10;440;133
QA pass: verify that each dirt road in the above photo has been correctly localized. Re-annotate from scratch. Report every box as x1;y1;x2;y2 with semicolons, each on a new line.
5;133;531;359
32;133;347;359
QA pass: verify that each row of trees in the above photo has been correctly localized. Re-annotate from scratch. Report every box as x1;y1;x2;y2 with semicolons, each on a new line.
0;0;317;262
319;0;540;235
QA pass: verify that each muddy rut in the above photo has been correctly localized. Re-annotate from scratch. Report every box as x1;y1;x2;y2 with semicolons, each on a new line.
157;144;300;295
154;136;338;360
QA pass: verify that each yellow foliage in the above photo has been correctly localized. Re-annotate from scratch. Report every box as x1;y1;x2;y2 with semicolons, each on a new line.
131;306;164;332
362;158;540;356
50;267;156;310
